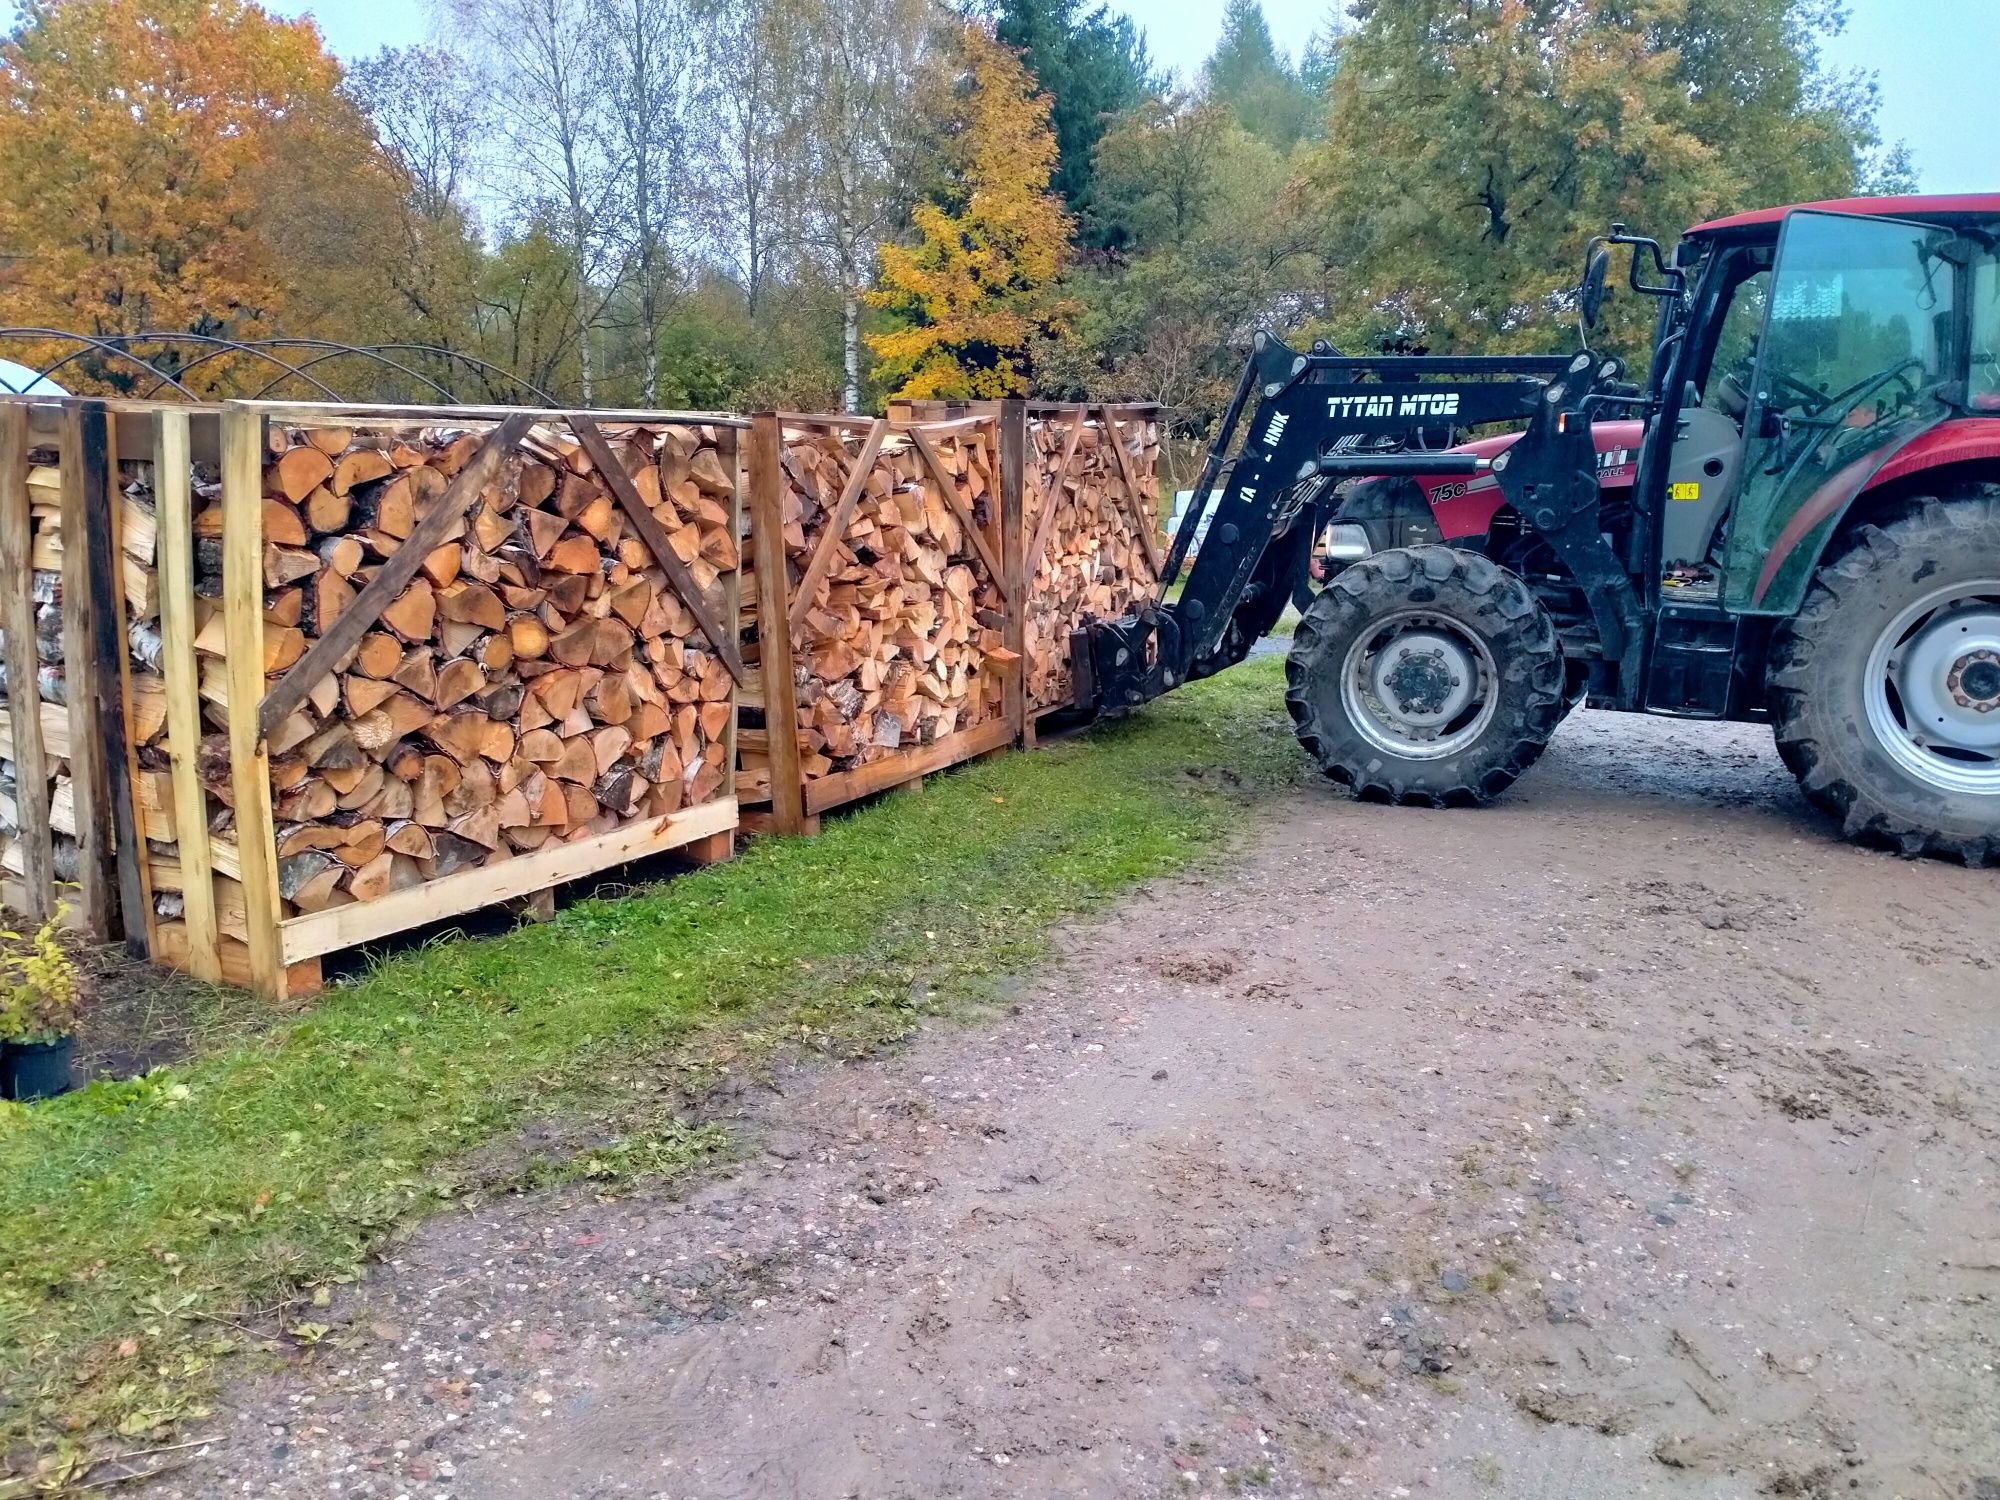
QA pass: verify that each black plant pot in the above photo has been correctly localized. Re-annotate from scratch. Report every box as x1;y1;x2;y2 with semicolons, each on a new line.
2;1036;74;1101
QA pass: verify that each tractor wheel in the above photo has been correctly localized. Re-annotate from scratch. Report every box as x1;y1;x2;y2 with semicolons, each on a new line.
1768;490;2000;864
1285;545;1567;806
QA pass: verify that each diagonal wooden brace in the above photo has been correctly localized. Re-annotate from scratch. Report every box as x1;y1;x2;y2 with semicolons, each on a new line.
907;426;1006;587
787;418;889;634
567;414;748;684
258;411;537;740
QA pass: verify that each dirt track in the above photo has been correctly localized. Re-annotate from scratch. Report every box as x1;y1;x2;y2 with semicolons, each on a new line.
147;708;1998;1500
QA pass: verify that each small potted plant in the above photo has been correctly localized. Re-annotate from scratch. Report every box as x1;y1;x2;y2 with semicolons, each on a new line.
0;908;81;1102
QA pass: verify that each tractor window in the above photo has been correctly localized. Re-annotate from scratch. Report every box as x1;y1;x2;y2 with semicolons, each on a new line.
1699;266;1770;415
1973;254;2000;412
1723;211;1958;614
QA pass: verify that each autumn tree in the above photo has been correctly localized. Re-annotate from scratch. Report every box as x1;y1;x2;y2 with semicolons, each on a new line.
868;24;1073;400
0;0;385;389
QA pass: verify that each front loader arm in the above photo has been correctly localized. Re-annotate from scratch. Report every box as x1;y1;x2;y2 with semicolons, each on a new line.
1072;334;1648;715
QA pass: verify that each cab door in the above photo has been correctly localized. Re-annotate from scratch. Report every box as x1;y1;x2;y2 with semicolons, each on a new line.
1722;210;1959;613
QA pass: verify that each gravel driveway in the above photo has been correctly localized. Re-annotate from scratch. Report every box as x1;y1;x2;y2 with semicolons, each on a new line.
145;708;1999;1500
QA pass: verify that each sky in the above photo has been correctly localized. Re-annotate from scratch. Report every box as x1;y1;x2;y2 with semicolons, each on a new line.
269;0;1992;195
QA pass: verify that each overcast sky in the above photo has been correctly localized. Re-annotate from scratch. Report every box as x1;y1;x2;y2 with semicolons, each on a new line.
260;0;1989;198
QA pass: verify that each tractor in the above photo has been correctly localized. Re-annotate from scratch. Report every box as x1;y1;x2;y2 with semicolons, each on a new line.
1071;195;2000;863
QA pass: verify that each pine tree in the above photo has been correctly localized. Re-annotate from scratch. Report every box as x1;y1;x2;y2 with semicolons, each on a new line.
1202;0;1317;149
867;24;1073;399
993;0;1151;227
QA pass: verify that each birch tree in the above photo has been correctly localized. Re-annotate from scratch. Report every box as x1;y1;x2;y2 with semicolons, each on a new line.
767;0;944;410
603;0;695;403
455;0;624;402
694;0;788;319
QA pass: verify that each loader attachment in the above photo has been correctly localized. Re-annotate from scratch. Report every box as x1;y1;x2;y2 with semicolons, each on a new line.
1071;334;1648;716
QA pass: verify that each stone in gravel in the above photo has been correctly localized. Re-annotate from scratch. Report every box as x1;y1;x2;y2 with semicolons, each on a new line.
1151;1069;1169;1081
1441;1269;1469;1293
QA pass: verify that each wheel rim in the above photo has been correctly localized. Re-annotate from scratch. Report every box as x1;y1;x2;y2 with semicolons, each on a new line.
1863;579;2000;797
1339;609;1497;760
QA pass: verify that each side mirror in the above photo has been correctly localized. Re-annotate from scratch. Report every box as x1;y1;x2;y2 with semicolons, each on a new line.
1580;248;1612;330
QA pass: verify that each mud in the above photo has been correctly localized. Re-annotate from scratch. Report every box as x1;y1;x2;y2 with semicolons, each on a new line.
144;708;1998;1499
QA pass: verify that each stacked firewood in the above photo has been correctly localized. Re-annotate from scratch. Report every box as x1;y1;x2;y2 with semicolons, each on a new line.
164;421;735;917
0;453;168;898
1023;413;1163;710
739;423;1008;798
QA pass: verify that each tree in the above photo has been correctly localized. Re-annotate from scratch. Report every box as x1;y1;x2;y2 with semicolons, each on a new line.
1091;93;1233;249
1300;0;1890;360
868;24;1073;399
694;0;789;317
767;0;945;410
1055;114;1320;472
991;0;1152;233
456;0;624;402
0;0;372;385
603;0;697;404
1202;0;1317;150
348;45;489;355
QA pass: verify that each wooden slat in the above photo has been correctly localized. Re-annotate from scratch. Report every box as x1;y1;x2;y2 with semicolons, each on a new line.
278;796;737;964
258;411;535;737
804;716;1013;816
59;402;114;938
0;403;51;920
721;427;743;798
746;414;805;835
786;418;888;633
999;399;1029;748
154;408;220;981
1028;412;1088;573
906;426;1005;585
220;404;287;997
567;414;748;684
245;400;748;430
1101;408;1163;577
89;409;152;956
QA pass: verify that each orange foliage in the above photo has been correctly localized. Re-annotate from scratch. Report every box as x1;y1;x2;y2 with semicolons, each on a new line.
0;0;372;390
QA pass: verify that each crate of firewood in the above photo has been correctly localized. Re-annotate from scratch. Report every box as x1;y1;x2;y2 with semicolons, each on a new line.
1022;404;1164;720
738;410;1023;835
107;400;746;999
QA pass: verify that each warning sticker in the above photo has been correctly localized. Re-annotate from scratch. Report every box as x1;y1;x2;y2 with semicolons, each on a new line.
1669;482;1701;502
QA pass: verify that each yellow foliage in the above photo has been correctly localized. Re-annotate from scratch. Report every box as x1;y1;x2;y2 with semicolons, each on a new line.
867;24;1073;401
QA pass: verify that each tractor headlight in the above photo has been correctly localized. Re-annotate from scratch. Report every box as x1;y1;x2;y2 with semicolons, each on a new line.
1325;523;1373;561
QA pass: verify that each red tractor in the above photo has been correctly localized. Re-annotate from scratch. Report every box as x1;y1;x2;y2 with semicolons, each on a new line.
1072;196;2000;863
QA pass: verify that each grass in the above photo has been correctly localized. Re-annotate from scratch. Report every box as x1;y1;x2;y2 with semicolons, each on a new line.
0;660;1302;1488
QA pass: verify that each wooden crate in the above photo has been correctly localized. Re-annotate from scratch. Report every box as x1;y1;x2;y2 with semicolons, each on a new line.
1021;403;1165;727
7;398;746;999
737;409;1024;835
735;400;1165;830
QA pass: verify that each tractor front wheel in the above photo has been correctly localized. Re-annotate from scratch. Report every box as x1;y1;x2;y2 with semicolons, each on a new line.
1285;546;1567;806
1769;490;2000;864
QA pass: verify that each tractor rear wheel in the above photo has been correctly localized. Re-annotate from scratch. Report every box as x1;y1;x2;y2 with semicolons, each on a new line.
1285;545;1567;806
1769;490;2000;864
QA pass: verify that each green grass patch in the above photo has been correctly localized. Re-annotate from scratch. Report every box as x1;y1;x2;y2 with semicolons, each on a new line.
0;660;1302;1484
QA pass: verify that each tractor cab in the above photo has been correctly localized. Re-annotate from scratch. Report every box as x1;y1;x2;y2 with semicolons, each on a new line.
1635;198;2000;622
